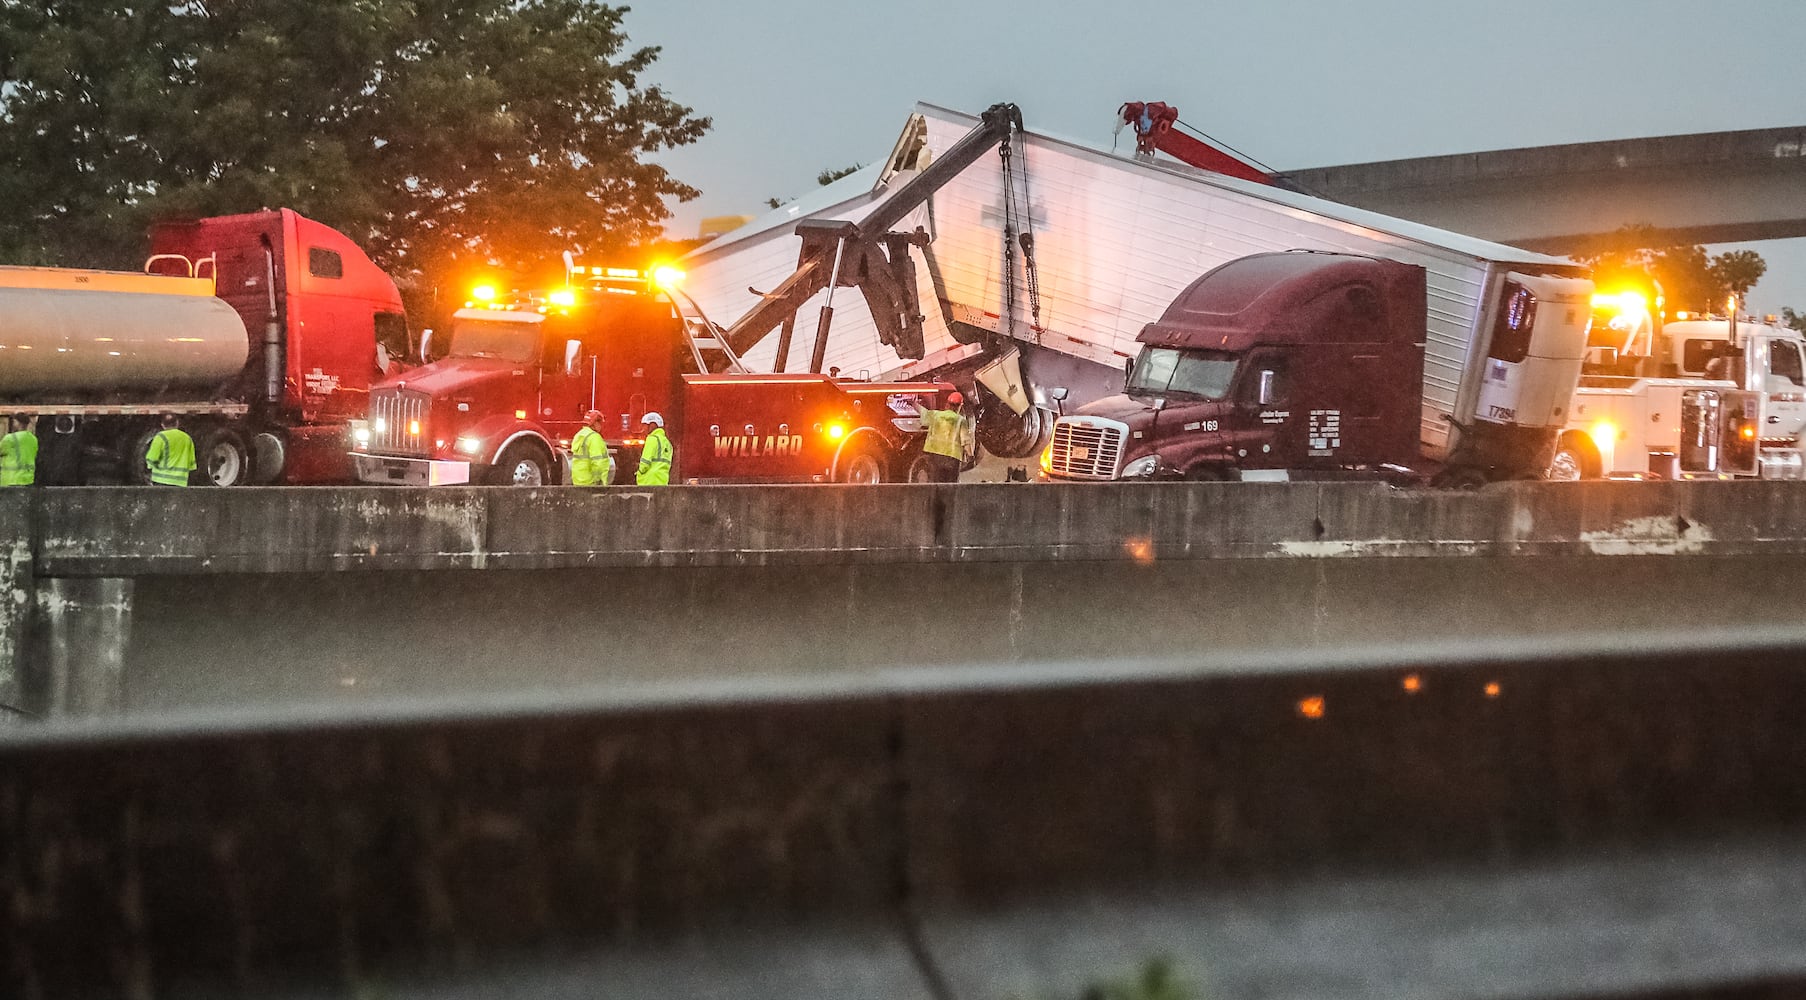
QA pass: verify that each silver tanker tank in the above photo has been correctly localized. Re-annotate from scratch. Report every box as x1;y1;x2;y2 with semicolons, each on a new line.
0;266;249;401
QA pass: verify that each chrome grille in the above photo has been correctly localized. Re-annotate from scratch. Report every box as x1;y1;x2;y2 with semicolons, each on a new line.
1049;419;1125;480
369;389;431;457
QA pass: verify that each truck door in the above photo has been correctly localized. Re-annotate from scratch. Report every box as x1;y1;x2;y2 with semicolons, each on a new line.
537;316;592;442
1237;350;1298;471
1759;337;1806;441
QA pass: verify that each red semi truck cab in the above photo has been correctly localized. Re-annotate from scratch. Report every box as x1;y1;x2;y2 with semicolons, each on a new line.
351;269;960;486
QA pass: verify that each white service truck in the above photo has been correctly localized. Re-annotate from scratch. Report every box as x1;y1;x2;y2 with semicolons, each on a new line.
1550;316;1806;480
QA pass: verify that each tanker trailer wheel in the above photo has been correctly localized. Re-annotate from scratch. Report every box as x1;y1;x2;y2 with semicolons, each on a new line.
835;438;889;484
1545;435;1600;481
123;426;163;485
490;440;552;487
195;425;251;487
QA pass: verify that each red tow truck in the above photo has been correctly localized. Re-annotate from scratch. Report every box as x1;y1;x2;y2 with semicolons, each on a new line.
349;267;961;485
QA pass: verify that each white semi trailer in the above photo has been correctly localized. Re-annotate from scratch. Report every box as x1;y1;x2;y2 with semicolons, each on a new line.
680;102;1594;478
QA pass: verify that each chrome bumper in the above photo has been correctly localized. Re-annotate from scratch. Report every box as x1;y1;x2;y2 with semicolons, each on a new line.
351;452;471;486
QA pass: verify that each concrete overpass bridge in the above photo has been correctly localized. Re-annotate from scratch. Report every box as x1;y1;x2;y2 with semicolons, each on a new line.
1282;125;1806;254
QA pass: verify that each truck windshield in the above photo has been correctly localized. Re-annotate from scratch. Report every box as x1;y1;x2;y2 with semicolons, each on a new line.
1127;347;1239;399
447;318;540;364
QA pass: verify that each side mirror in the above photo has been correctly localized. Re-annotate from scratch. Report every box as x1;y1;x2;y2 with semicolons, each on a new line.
1123;358;1134;382
563;339;583;378
1048;386;1070;402
418;329;434;363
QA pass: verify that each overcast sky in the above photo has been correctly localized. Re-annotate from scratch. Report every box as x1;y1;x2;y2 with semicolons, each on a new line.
623;0;1806;314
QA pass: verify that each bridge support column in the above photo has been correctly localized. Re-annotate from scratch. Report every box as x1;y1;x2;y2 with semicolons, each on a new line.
32;577;135;717
0;493;31;724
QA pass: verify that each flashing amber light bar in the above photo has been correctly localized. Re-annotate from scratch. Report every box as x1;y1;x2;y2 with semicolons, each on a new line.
548;289;576;307
471;283;497;302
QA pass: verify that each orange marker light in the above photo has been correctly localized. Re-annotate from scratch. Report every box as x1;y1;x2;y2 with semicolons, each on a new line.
1296;696;1325;720
472;283;497;302
515;410;527;420
407;419;421;436
826;422;847;440
1402;674;1422;694
1484;681;1502;698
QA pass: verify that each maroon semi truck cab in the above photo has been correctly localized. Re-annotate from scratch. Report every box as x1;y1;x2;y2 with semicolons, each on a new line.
352;270;960;486
1046;252;1426;482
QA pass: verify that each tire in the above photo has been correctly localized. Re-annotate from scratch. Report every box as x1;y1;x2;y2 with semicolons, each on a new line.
906;453;940;483
1435;466;1491;490
123;426;161;485
1545;438;1599;481
195;425;251;487
835;439;889;484
489;440;552;486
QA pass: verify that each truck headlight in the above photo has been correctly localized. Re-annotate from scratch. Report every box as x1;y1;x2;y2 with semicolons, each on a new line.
372;418;387;433
1122;455;1159;478
456;436;482;455
353;427;371;445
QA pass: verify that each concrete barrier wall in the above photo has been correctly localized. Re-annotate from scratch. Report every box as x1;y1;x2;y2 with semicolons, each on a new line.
23;480;1806;576
6;642;1806;998
10;481;1806;719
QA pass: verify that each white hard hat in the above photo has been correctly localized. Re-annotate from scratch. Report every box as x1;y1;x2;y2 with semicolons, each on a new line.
640;411;664;428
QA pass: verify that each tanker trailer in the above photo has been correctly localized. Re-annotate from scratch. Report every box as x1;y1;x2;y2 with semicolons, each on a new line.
0;209;409;485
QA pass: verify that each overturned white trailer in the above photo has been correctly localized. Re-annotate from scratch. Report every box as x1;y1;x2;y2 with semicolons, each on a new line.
682;102;1590;461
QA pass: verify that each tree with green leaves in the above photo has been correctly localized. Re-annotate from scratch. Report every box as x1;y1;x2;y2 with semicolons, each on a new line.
1709;249;1767;307
0;1;708;311
765;163;864;209
1573;225;1765;315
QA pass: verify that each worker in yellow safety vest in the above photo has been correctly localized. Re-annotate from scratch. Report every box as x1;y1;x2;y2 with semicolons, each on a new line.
569;409;613;486
636;412;673;485
0;413;38;487
914;390;972;482
145;413;197;487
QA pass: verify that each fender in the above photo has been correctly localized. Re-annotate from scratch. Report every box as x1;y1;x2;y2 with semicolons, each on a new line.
488;428;556;466
830;427;889;477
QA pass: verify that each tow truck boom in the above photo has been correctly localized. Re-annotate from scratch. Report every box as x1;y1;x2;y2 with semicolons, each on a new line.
720;102;1026;366
1118;101;1275;186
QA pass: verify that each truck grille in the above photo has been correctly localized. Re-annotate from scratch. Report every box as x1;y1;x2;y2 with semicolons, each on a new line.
369;389;431;457
1049;418;1126;480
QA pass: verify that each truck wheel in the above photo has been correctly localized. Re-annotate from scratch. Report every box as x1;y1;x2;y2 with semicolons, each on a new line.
1435;467;1490;490
490;441;552;486
836;439;889;484
906;453;941;483
196;426;251;487
1546;438;1600;481
124;426;161;485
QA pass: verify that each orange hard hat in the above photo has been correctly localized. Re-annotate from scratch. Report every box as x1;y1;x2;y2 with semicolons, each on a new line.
946;390;964;405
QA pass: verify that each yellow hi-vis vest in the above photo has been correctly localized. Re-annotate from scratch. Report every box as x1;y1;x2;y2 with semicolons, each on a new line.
146;428;197;486
918;406;967;460
570;425;611;486
637;427;672;485
0;430;37;486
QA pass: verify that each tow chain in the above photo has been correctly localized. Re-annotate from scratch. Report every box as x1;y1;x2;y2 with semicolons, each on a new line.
997;127;1044;340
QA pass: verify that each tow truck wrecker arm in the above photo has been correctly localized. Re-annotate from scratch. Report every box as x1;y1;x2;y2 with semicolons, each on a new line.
720;103;1026;367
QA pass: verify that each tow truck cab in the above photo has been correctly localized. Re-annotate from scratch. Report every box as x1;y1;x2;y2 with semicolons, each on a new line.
1046;252;1427;481
352;272;685;486
351;268;967;486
